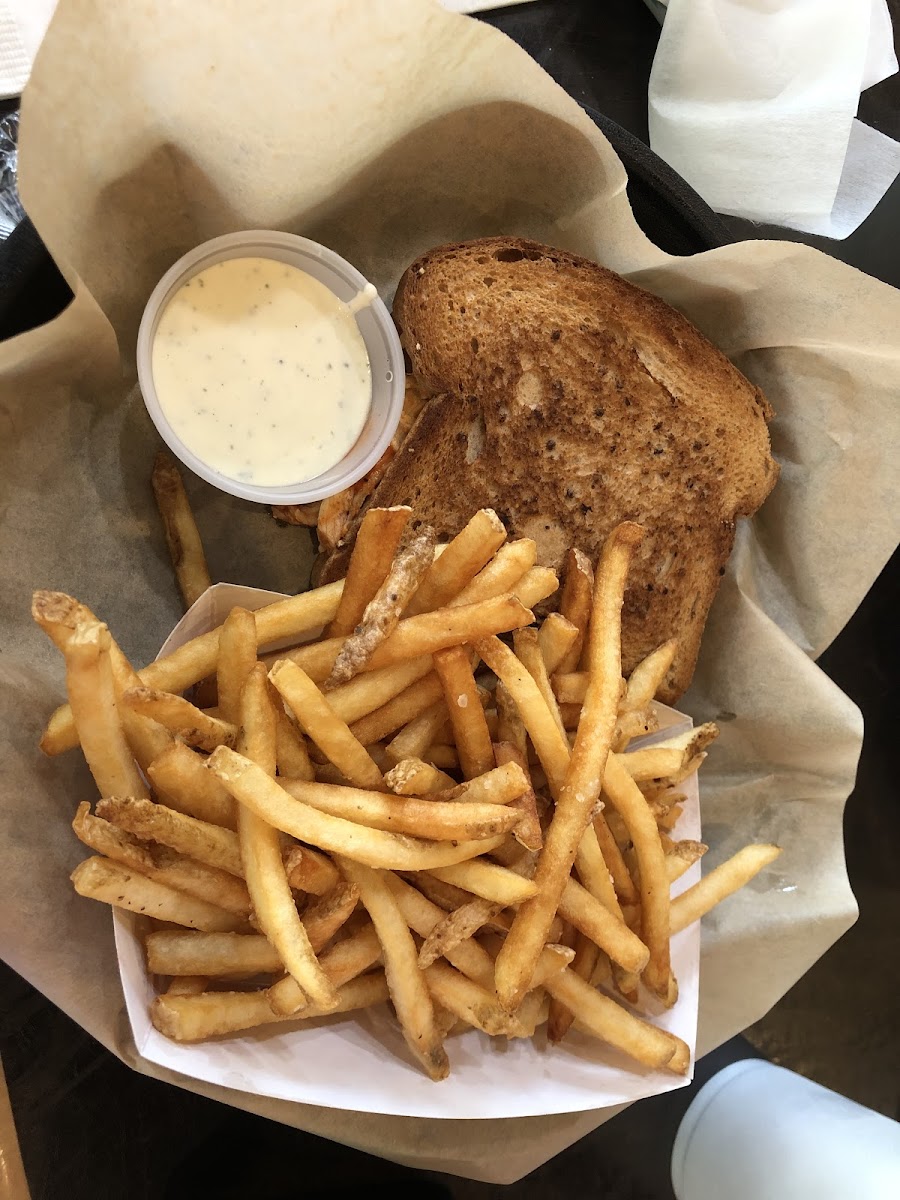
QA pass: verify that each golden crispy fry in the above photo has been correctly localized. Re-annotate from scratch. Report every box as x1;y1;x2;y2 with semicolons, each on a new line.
546;922;579;1042
423;960;527;1038
422;743;459;769
548;933;600;1043
663;839;707;884
558;877;649;975
492;742;542;851
349;672;445;746
151;971;390;1042
147;741;236;829
150;451;211;609
123;687;237;752
538;612;580;678
387;875;495;990
209;747;505;870
71;856;244;932
326;527;436;687
432;761;528;807
382;757;456;796
317;446;397;556
43;582;346;755
407;872;473;912
475;637;571;800
433;645;494;779
614;708;659;752
512;567;559;608
273;701;315;780
544;968;687;1072
164;976;209;996
494;523;642;1011
281;777;520;841
406;509;507;615
64;620;149;798
551;671;589;705
558;548;594;672
147;930;283;977
73;803;250;917
623;639;679;712
450;538;537;607
603;751;672;1002
282;844;341;895
267;922;383;1015
514;627;567;740
97;796;243;877
574;821;625;918
416;896;504;970
495;682;526;757
622;724;719;782
428;860;538;906
384;699;450;765
325;656;433;725
216;606;257;725
269;659;383;790
236;663;339;1012
670;844;782;934
338;859;448;1080
327;506;412;638
282;594;533;683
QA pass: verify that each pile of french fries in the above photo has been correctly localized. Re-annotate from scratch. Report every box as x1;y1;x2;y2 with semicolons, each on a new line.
33;461;780;1081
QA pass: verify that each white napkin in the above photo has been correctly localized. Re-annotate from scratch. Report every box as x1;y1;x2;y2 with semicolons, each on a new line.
647;0;900;238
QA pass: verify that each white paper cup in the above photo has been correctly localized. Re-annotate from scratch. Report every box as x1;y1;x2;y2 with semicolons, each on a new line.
672;1060;900;1200
136;230;405;504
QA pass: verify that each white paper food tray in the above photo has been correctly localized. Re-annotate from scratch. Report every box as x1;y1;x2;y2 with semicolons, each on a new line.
114;583;700;1119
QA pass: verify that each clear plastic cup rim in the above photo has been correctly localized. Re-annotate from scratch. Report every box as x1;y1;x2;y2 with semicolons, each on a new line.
136;230;405;504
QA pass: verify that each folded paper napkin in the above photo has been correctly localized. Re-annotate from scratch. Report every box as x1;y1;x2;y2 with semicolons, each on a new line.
647;0;900;238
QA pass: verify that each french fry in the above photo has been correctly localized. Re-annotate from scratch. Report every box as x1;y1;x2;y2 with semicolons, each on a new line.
281;594;533;683
423;960;527;1038
513;567;560;608
544;968;687;1072
326;527;436;686
348;672;445;746
551;672;590;705
383;757;456;796
558;877;649;975
123;687;237;752
407;872;473;912
43;581;346;755
623;639;678;712
63;620;149;799
267;923;383;1015
428;860;538;906
325;656;433;725
71;856;244;932
97;797;244;876
150;451;211;609
384;699;450;765
538;612;580;677
602;751;672;1001
387;875;495;991
670;844;782;934
208;747;505;870
273;702;315;781
548;933;600;1043
494;523;642;1010
621;724;719;782
151;972;390;1042
433;645;494;779
558;548;594;672
269;659;383;790
338;859;448;1080
493;743;543;852
216;606;258;724
146;930;283;977
317;445;397;555
236;663;339;1012
546;923;579;1042
495;682;527;757
405;509;507;615
416;896;504;970
664;839;707;884
164;976;209;996
432;761;528;806
147;741;236;829
280;777;521;841
282;844;341;895
450;538;537;607
514;627;567;740
326;506;412;638
475;636;571;799
73;803;251;918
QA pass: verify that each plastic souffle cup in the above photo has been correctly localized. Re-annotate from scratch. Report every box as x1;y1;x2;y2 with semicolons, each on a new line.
136;230;405;505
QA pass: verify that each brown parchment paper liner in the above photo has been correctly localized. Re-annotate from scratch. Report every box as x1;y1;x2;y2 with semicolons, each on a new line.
0;0;897;1184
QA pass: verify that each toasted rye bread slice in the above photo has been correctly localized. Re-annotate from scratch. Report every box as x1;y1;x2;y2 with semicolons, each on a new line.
323;237;778;701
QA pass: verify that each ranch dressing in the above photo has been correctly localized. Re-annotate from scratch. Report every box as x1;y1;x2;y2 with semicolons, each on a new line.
151;257;373;486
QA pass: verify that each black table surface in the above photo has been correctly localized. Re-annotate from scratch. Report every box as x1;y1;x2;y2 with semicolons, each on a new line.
2;3;898;1199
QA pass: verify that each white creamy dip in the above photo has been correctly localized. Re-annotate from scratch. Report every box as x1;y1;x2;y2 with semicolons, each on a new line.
151;257;373;486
